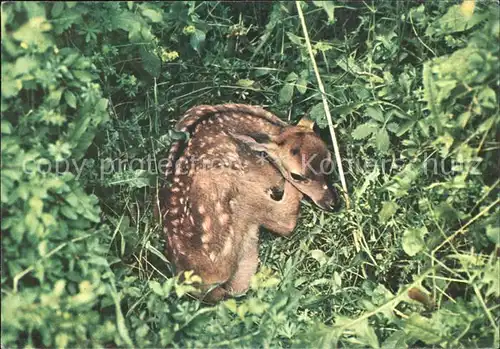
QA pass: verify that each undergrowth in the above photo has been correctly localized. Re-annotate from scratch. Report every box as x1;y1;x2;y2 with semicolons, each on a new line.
2;1;499;348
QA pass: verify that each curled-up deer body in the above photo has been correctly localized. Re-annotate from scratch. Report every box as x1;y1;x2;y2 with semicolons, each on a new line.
159;104;339;302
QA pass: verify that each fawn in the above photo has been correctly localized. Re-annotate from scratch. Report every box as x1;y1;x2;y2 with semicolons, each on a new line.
158;104;339;302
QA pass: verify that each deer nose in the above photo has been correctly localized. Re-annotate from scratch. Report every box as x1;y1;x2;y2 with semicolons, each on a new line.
324;198;341;212
324;187;342;212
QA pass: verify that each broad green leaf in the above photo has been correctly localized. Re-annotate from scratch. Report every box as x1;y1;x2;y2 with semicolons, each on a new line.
47;88;64;107
11;220;25;243
140;47;161;78
247;298;269;315
485;225;500;244
482;259;500;297
96;98;109;113
352;123;377;140
149;280;164;296
376;129;390;153
405;314;443;344
457;111;471;128
426;4;486;36
142;8;162;23
1;77;23;98
379;201;399;223
23;2;46;18
335;317;379;348
24;211;40;234
236;79;255;87
13;17;53;51
65;192;79;207
402;227;428;256
62;52;80;66
12;56;38;76
386;122;399;133
286;32;303;46
51;2;64;17
477;87;497;109
190;29;206;53
397;120;416;137
112;11;142;33
381;330;407;349
29;196;44;216
279;83;294;104
1;120;12;134
365;106;384;122
64;90;77;108
41;213;56;227
310;249;328;266
89;256;109;267
333;271;342;288
284;72;298;83
312;0;335;23
422;62;440;120
60;205;78;220
73;70;94;82
309;102;327;128
224;298;237;313
295;70;309;95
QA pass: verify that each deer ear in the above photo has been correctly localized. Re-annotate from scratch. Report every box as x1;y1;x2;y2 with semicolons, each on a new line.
297;117;315;130
229;132;277;152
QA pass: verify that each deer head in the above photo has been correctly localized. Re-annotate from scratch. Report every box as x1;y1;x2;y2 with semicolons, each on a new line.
230;117;340;211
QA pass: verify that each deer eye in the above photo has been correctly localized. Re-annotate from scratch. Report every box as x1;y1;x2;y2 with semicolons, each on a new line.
290;147;300;156
291;172;308;182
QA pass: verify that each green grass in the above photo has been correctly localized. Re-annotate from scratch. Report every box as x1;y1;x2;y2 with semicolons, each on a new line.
2;1;499;348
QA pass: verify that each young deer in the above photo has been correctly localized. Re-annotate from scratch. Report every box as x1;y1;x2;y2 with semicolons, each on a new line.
158;104;339;302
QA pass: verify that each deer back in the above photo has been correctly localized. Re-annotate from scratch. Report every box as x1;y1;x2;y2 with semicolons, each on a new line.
163;104;288;184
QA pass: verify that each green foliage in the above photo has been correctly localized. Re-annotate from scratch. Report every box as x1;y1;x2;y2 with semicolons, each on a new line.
2;1;499;348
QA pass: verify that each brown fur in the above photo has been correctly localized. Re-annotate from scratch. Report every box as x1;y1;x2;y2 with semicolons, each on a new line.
158;104;338;302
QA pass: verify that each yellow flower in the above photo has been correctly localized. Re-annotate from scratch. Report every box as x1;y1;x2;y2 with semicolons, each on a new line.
460;0;475;18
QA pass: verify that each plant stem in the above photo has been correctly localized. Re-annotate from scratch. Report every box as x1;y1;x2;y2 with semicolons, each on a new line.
295;1;350;209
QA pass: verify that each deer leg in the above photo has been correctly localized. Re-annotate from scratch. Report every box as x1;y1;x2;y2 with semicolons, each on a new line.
180;258;233;303
261;180;303;236
200;284;229;303
227;235;259;296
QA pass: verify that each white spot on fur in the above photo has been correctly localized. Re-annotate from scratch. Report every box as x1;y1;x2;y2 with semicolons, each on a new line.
198;205;205;214
202;216;211;232
222;239;232;256
215;202;223;213
219;214;229;226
